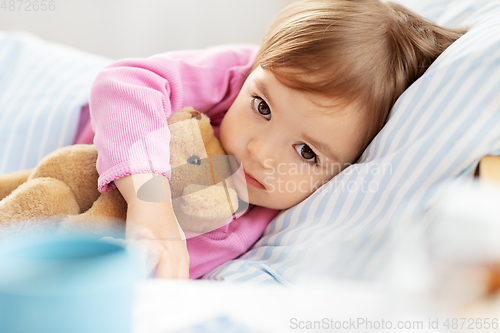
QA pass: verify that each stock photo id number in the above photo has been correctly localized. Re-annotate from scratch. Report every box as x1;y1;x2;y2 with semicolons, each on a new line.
1;0;55;11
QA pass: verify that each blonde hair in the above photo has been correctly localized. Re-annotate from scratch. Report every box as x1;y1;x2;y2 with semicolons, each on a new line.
253;0;467;151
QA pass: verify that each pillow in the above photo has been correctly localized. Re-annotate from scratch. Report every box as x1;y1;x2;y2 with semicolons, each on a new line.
204;0;500;285
388;0;496;26
0;31;111;174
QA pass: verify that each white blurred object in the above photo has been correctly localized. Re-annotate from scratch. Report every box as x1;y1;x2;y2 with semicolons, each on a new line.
427;179;500;305
133;279;438;333
431;179;500;264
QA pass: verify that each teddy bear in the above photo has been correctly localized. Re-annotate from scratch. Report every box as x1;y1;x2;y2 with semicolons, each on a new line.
0;107;241;239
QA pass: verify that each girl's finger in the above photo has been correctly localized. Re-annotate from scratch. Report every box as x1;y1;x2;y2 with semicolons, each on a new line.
154;253;174;279
178;258;190;279
154;255;189;279
100;236;128;248
143;240;162;275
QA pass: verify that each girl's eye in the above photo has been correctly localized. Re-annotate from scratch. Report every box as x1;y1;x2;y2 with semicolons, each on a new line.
252;97;271;120
295;143;317;163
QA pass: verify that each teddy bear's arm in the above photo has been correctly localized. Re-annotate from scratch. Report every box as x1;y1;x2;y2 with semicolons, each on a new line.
0;169;33;201
59;189;127;238
0;177;80;225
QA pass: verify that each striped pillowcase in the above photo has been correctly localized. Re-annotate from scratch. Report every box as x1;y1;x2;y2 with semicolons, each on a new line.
204;0;500;285
0;31;110;174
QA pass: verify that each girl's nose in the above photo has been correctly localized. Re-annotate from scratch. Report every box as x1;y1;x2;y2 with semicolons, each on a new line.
247;136;276;169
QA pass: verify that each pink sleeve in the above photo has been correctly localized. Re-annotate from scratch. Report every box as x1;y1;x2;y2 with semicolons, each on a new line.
89;44;259;193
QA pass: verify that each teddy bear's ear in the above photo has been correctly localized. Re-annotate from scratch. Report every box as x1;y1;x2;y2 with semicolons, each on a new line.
168;107;202;125
188;110;202;120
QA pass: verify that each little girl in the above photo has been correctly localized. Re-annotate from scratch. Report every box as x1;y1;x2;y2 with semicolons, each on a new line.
78;0;466;279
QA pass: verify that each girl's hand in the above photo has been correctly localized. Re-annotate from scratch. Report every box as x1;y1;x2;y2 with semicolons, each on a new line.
100;232;162;278
101;227;189;279
114;174;190;279
127;226;190;279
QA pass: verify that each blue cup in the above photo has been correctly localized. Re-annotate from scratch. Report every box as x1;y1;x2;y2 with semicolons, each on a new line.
0;235;140;333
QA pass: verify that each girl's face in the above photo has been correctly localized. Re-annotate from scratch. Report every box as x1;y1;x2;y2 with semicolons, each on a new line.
220;66;367;210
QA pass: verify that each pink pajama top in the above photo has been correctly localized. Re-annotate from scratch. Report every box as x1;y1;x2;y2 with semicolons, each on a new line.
74;44;279;279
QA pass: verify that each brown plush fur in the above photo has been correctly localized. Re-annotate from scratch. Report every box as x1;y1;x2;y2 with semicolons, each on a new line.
0;107;238;238
0;169;33;201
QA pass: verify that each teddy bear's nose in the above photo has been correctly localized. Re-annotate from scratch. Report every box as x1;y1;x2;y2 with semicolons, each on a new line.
187;155;201;165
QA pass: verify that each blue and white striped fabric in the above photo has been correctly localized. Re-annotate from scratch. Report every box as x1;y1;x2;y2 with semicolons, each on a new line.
204;0;500;285
0;31;111;174
388;0;497;26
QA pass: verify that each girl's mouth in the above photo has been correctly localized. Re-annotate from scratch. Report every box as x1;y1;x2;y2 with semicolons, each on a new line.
244;172;265;189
